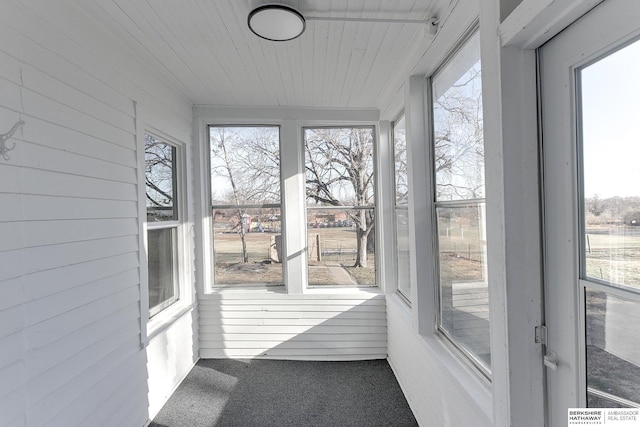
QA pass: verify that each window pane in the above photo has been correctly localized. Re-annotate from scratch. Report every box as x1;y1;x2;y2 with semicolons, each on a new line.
145;134;177;222
307;208;375;287
304;127;376;287
210;126;282;286
396;208;411;297
394;116;408;205
213;208;283;286
581;39;640;290
432;32;484;201
210;126;280;205
304;127;375;206
586;288;640;407
437;204;490;372
148;227;178;316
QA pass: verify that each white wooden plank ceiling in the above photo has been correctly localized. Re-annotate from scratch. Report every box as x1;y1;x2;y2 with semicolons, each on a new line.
78;0;449;110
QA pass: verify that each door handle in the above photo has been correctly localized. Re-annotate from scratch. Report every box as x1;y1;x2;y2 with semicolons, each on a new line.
544;352;558;371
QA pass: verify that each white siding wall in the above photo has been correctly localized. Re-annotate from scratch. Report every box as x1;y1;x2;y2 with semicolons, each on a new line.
200;289;386;360
387;295;492;427
0;1;195;426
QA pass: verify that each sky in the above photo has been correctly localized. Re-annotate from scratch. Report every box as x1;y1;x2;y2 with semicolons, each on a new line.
581;37;640;199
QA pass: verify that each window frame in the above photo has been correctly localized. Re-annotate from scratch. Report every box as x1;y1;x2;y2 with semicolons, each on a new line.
144;133;183;319
208;124;284;288
302;125;378;288
427;27;491;380
392;114;411;301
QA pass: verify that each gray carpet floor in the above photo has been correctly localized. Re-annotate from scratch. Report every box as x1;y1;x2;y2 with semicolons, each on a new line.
150;359;418;427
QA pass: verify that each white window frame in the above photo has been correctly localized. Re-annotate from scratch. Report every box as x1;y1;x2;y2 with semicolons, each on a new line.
208;124;284;288
427;27;491;380
392;113;411;302
302;125;378;288
138;123;192;345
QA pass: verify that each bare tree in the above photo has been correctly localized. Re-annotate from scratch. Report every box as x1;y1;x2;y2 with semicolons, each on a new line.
305;127;375;268
434;65;485;201
145;134;176;221
210;126;280;263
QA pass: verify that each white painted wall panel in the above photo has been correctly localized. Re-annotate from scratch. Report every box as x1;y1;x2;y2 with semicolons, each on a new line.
199;290;387;360
0;1;194;425
387;295;492;427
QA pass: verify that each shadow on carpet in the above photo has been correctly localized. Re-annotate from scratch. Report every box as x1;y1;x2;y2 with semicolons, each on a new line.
150;359;418;427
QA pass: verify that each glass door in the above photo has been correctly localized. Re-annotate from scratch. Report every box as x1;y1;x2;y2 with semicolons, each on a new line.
540;1;640;424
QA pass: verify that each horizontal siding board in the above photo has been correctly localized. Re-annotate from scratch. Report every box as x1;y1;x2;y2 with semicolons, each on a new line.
21;88;135;149
26;320;140;405
204;298;385;305
0;194;24;223
0;249;24;282
21;64;135;134
203;304;384;313
22;116;137;167
25;303;139;378
203;341;387;350
0;305;26;338
0;48;21;84
0;385;27;427
199;317;386;327
22;235;138;276
0;164;137;201
0;360;27;397
0;278;28;311
21;252;139;300
199;345;387;359
45;351;147;427
200;350;384;361
200;325;386;335
25;286;139;350
25;268;139;327
0;218;138;252
0;332;25;368
0;74;23;111
28;337;141;426
20;195;138;221
5;140;137;185
0;222;23;252
199;292;387;361
198;309;384;320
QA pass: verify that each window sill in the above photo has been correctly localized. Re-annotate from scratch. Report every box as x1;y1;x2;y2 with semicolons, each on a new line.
146;300;196;345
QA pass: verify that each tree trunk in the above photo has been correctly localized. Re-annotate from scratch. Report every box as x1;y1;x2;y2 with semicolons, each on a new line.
353;209;368;268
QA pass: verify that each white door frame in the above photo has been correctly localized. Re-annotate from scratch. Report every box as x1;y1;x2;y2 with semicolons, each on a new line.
540;1;640;425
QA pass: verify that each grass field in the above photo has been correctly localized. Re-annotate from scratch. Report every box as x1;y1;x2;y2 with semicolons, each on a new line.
585;228;640;289
212;226;376;286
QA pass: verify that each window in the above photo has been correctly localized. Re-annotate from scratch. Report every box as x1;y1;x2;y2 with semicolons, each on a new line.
304;127;376;287
431;31;490;375
145;133;180;317
393;115;411;299
209;125;283;286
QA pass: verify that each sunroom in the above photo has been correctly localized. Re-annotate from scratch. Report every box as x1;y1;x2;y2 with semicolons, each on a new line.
2;0;640;426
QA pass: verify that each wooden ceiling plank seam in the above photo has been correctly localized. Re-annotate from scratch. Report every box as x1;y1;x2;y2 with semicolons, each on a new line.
196;0;262;105
97;0;201;103
8;0;192;124
311;21;329;108
227;0;283;107
346;23;390;107
325;20;355;108
320;20;346;108
359;24;415;107
143;0;234;105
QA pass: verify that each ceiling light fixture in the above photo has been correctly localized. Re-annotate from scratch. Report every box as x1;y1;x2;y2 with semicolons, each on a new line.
248;4;306;41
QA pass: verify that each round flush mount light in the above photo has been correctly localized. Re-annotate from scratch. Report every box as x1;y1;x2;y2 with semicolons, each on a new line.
248;4;306;41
